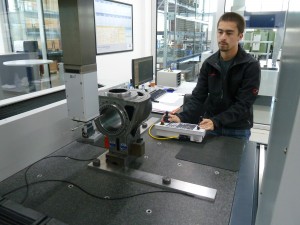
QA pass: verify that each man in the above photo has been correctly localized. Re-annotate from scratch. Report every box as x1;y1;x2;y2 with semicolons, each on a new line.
167;12;261;140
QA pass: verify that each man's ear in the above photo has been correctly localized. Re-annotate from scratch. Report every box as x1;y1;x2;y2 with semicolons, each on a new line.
239;33;244;41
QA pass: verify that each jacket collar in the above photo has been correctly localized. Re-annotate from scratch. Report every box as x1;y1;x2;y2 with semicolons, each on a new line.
207;44;254;67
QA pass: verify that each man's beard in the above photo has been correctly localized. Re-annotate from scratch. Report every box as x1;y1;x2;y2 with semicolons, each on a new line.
219;42;229;52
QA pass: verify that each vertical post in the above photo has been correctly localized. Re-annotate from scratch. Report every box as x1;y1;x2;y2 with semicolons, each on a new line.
173;0;177;62
163;0;168;68
210;0;225;53
58;0;99;122
36;0;51;87
255;2;300;224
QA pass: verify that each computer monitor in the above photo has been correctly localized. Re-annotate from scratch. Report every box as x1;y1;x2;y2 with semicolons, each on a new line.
131;56;153;88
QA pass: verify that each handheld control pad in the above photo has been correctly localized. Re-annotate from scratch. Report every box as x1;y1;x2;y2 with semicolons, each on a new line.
155;122;206;142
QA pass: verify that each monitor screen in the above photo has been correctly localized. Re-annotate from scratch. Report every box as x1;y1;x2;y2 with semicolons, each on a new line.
132;56;154;87
93;0;133;55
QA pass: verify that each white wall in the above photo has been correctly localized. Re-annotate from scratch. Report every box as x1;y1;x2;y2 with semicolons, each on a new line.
0;101;81;182
97;0;154;85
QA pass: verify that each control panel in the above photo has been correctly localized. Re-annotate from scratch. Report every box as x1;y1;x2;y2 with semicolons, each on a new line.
155;122;206;142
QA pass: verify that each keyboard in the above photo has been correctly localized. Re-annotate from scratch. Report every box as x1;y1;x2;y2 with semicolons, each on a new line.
150;89;167;100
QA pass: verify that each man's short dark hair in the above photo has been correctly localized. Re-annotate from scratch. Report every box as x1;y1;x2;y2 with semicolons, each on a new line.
217;12;246;34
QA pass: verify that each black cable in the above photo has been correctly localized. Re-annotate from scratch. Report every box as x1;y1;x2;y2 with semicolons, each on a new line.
19;140;74;203
20;148;99;204
2;179;192;201
2;144;194;204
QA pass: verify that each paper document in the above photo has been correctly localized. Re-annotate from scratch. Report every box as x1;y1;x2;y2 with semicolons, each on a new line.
152;93;184;114
157;93;184;103
152;102;181;114
252;34;261;51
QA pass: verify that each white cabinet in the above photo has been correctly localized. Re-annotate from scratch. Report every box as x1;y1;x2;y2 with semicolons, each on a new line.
258;60;280;97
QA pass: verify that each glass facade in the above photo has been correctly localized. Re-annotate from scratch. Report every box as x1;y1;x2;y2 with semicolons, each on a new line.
0;0;63;101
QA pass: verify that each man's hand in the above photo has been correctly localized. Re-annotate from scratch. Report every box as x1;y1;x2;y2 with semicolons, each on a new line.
161;112;181;123
199;118;214;130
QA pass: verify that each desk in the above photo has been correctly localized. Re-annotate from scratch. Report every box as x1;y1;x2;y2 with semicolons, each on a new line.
152;81;197;113
175;80;197;94
3;59;53;92
151;92;184;113
0;119;259;225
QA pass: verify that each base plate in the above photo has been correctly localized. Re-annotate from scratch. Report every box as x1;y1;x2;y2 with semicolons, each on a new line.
88;152;217;201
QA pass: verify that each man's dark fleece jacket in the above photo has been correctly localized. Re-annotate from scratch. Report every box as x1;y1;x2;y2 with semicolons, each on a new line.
178;46;261;130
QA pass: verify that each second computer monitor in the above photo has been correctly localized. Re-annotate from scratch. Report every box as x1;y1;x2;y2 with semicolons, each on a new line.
132;56;153;88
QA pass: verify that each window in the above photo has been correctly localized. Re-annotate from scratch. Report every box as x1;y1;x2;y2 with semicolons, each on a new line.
0;0;63;102
156;0;215;69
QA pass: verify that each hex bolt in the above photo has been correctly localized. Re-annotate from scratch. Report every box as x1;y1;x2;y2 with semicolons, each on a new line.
162;176;171;185
137;138;143;143
93;159;101;167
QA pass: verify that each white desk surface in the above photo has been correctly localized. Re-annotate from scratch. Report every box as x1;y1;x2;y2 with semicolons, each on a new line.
152;81;197;113
152;93;183;113
3;59;53;66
